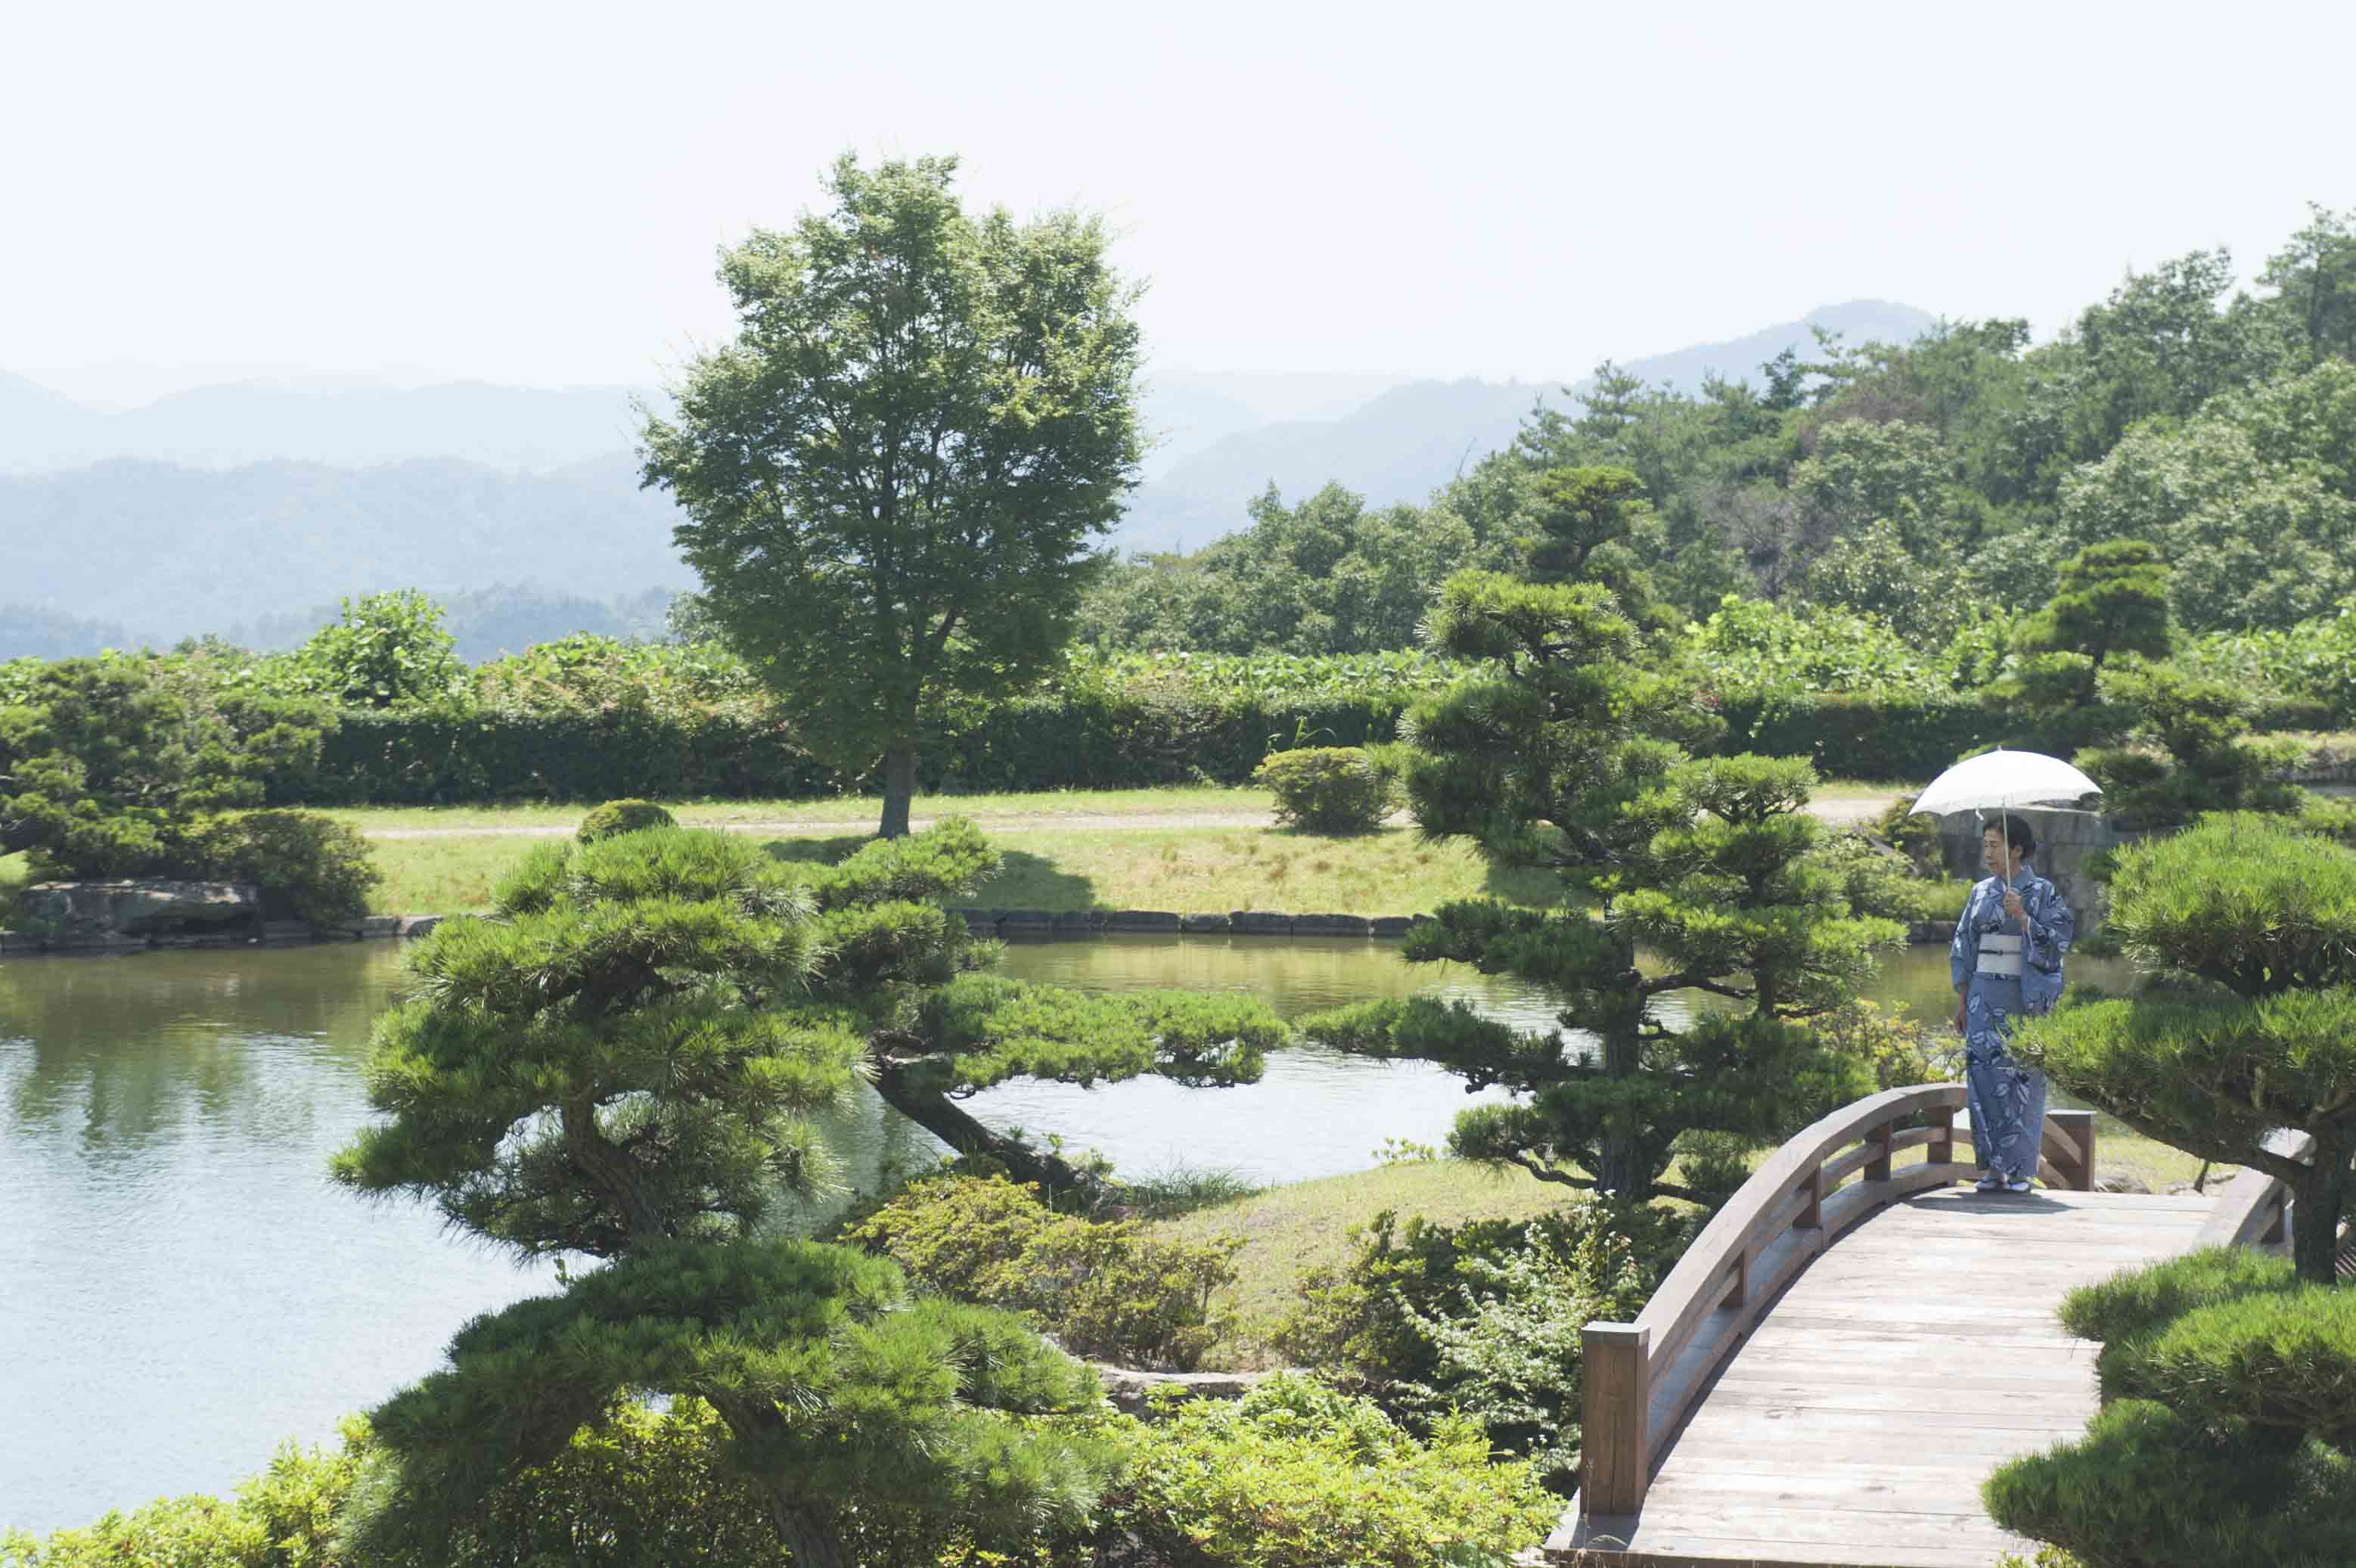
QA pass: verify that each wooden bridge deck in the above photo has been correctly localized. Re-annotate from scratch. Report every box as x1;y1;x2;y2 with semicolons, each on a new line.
1545;1087;2300;1568
1568;1188;2213;1567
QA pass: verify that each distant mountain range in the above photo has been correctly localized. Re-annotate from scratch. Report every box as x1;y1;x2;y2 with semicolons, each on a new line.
0;373;658;474
0;301;1937;654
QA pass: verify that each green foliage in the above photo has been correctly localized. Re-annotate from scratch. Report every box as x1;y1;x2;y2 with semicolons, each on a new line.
575;798;677;843
2016;540;2174;670
2075;661;2301;829
0;651;328;880
2016;815;2356;1281
343;1240;1119;1564
292;591;464;709
2060;361;2356;633
1808;831;1967;926
1984;1399;2356;1568
1271;1204;1687;1405
188;809;380;924
645;152;1145;836
1077;482;1513;657
0;1427;360;1568
1355;576;1897;1202
1986;1247;2356;1568
1252;745;1401;834
1808;997;1959;1091
1111;1373;1558;1568
334;825;858;1257
844;1173;1242;1369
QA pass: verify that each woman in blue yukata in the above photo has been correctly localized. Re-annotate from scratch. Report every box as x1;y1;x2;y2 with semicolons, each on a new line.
1948;813;2075;1194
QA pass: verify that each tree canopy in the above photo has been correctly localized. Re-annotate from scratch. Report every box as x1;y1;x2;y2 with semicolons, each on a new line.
644;153;1146;836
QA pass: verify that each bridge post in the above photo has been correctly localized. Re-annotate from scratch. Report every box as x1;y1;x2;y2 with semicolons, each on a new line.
1582;1321;1651;1516
1865;1119;1893;1183
1926;1106;1954;1167
2049;1109;2097;1191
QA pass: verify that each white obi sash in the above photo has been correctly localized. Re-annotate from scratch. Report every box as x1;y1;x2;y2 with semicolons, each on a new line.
1976;933;2025;978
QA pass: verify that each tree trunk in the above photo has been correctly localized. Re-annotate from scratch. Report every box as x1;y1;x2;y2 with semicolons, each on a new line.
2290;1142;2354;1285
878;745;918;839
871;1054;1101;1198
766;1502;855;1568
1594;1020;1648;1200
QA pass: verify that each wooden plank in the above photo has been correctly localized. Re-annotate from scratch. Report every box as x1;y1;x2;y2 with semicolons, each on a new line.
1559;1532;2010;1568
1675;1400;2094;1438
1603;1499;2019;1548
1641;1473;1992;1517
1696;1377;2101;1414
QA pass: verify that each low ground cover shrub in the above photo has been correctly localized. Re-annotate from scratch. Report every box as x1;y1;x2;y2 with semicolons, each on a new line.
1110;1372;1557;1568
574;799;676;842
1252;746;1400;834
1271;1202;1681;1480
845;1173;1243;1369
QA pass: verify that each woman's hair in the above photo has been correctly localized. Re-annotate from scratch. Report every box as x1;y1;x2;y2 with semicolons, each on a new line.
1982;812;2036;858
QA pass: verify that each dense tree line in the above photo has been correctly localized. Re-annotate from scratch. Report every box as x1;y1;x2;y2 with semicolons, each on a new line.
1082;203;2356;657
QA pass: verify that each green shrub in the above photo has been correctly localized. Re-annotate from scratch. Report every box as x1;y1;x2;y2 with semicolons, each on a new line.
1982;1399;2356;1568
2059;1247;2300;1355
1810;831;1968;925
1393;1220;1650;1480
845;1174;1242;1370
1988;1248;2356;1568
291;590;464;709
1271;1203;1685;1421
188;810;381;924
2113;1284;2356;1447
1252;746;1401;834
1112;1372;1557;1568
0;1427;359;1568
1809;998;1959;1092
575;798;678;843
1871;793;1948;875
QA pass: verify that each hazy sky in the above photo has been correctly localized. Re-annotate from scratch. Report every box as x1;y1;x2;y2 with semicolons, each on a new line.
10;0;2353;406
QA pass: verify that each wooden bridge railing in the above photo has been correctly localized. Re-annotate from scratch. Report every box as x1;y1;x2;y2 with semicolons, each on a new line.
2193;1128;2312;1253
1575;1085;2099;1519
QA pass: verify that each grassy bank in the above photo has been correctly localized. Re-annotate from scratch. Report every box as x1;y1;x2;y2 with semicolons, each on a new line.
362;821;1568;917
1153;1133;2216;1363
324;784;1279;833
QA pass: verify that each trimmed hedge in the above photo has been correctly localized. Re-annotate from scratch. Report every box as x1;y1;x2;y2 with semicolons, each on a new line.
256;686;2009;808
266;692;1412;806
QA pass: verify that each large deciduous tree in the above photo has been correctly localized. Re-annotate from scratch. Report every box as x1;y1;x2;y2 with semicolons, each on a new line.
643;153;1145;837
2017;814;2356;1284
1298;573;1895;1202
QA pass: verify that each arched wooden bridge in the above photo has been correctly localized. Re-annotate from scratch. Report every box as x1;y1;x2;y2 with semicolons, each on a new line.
1542;1085;2304;1568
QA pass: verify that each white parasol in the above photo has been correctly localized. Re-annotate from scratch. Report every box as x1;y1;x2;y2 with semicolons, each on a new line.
1907;748;2102;820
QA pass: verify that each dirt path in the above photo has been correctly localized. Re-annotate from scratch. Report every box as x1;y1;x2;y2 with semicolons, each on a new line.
362;795;1902;841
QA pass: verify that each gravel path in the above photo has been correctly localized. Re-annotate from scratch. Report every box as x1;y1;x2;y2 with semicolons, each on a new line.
362;795;1902;841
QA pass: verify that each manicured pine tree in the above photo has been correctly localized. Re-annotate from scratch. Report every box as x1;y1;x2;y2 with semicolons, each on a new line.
334;818;1284;1563
1299;572;1898;1202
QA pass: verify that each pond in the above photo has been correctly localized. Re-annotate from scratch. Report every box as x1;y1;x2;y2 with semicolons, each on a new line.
0;935;2133;1532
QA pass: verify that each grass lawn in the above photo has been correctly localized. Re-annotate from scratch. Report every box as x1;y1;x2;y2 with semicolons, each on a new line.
0;851;26;900
324;778;1906;834
365;821;1566;917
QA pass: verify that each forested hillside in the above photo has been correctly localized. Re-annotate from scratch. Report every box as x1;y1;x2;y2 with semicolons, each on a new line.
1084;210;2356;655
1112;300;1935;552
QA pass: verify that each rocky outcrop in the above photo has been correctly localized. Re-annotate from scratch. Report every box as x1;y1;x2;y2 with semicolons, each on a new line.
1091;1363;1275;1417
20;880;260;935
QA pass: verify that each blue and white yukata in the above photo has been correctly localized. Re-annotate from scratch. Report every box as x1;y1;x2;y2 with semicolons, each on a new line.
1948;864;2074;1184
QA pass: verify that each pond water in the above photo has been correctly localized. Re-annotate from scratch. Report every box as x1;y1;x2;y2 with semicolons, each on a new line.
0;935;2132;1532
